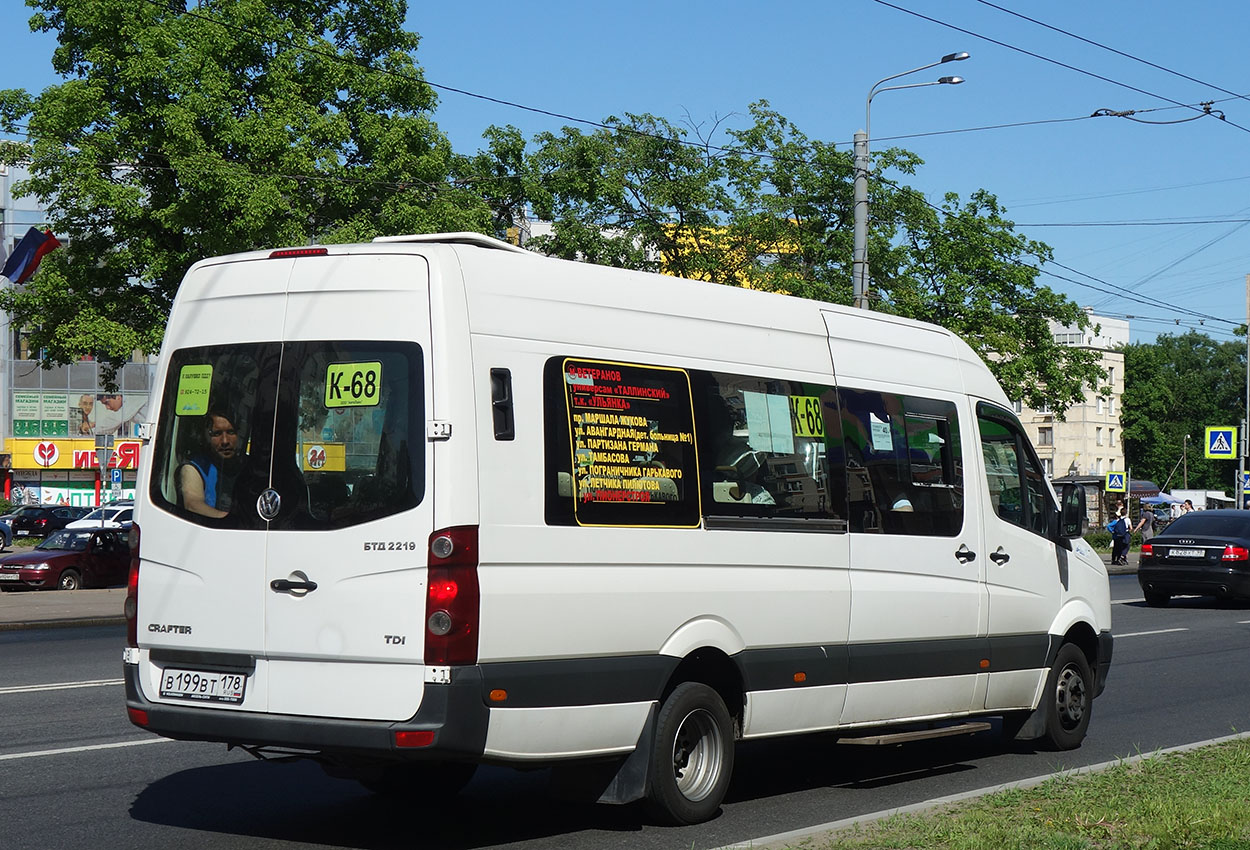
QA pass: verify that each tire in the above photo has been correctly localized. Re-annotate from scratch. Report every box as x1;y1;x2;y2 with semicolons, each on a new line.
57;570;82;591
1041;643;1093;750
1143;590;1170;608
644;682;735;825
358;761;476;799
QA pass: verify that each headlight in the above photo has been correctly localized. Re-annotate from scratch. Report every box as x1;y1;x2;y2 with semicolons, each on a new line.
26;563;51;571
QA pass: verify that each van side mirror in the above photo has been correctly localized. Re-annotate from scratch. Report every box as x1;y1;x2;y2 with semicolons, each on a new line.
1058;483;1086;539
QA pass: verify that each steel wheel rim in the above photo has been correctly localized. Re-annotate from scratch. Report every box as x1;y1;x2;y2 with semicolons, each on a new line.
60;574;78;590
1055;663;1087;730
670;707;723;801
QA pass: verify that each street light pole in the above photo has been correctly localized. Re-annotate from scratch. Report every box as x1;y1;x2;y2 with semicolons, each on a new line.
852;51;969;311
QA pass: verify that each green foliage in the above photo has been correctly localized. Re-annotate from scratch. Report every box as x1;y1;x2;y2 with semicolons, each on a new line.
1121;330;1247;490
1;0;490;376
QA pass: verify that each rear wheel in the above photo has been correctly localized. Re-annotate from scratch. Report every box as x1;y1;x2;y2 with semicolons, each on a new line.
1143;589;1170;607
57;570;82;591
1041;643;1092;750
358;761;476;799
644;682;735;825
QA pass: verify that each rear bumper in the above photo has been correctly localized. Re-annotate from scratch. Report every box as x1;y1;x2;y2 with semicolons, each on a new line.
124;662;489;760
1138;563;1250;599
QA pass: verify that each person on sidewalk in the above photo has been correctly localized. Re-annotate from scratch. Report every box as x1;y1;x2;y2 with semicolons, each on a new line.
1133;506;1156;545
1110;508;1131;565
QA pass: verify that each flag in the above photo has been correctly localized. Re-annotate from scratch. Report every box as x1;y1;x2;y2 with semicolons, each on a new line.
1;227;61;284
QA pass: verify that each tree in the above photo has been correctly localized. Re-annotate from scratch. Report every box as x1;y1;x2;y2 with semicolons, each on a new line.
1121;331;1246;490
0;0;489;377
493;101;1103;412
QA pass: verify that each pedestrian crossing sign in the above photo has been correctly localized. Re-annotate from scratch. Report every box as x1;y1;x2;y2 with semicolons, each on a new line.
1205;426;1237;459
1243;471;1250;494
1105;472;1125;492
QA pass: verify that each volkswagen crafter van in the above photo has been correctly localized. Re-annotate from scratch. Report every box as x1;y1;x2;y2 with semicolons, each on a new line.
124;233;1112;825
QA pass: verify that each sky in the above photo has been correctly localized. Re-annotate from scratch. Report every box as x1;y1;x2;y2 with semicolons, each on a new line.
2;0;1249;344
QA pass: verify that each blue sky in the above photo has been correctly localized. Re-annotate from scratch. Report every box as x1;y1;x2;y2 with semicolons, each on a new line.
3;0;1249;344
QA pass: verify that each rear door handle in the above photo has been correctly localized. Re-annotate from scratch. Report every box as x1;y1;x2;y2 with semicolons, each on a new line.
270;579;318;593
989;547;1011;565
954;544;976;563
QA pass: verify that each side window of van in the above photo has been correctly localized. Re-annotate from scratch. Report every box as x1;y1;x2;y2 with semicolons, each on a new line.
694;372;846;529
839;389;963;536
543;357;701;528
978;404;1049;536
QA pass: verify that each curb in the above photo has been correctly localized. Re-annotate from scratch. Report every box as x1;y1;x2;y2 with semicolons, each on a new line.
0;616;126;632
717;731;1250;850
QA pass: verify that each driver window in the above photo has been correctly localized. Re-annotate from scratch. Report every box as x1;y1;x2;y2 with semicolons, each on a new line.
978;405;1050;536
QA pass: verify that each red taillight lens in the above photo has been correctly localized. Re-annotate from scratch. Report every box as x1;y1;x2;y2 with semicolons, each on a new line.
125;523;140;648
1141;543;1153;557
268;247;328;259
424;526;479;666
127;707;149;727
36;518;47;528
1222;545;1249;561
393;730;435;748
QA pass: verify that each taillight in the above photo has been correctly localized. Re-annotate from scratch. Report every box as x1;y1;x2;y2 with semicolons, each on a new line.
424;526;479;665
35;518;47;528
1141;543;1153;557
269;247;328;259
125;523;140;648
1222;545;1249;561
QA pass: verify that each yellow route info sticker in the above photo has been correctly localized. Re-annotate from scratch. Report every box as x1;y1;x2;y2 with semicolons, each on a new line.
789;395;825;438
176;365;213;416
325;361;383;408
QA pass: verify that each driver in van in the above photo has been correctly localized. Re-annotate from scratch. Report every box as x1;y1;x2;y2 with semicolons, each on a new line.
178;409;247;518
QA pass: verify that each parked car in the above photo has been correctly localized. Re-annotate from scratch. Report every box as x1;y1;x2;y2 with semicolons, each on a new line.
66;504;134;530
0;528;129;591
8;505;92;538
0;519;10;550
1139;509;1250;606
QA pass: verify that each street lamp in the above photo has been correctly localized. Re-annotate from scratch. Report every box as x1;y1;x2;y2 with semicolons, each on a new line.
852;52;969;311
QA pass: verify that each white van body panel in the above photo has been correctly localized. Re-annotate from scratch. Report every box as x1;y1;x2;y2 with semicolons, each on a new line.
127;235;1111;799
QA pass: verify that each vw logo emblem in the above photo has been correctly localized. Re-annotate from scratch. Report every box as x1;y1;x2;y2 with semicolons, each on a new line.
257;488;282;521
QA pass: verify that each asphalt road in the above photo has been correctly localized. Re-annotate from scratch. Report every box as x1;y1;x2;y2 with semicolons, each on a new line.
4;574;1249;850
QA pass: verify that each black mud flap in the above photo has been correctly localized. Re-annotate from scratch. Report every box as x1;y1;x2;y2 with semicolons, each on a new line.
549;704;656;805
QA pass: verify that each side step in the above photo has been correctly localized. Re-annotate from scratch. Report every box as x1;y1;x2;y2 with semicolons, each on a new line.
837;721;992;746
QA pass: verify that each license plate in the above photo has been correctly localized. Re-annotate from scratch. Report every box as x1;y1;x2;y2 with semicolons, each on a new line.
159;668;247;704
16;530;28;536
0;573;18;581
1169;548;1204;558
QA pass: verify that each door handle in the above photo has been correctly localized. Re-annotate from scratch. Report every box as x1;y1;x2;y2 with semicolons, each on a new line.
270;578;318;593
989;547;1011;565
954;544;976;563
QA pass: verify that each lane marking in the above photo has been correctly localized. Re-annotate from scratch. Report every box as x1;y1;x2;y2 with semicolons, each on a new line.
0;678;123;695
1116;628;1188;638
0;737;173;762
1113;597;1144;604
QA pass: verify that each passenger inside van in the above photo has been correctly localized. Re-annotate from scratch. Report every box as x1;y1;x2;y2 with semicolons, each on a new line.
177;410;248;518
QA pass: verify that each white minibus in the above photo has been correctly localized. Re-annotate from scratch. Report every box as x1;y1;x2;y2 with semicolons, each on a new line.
124;233;1112;824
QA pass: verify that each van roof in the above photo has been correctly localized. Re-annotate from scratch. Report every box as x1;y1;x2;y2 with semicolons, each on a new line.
371;231;530;255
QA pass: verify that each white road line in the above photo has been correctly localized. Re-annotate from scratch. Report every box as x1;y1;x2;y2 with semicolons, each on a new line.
0;678;123;695
0;737;173;762
1117;627;1189;638
1113;597;1144;604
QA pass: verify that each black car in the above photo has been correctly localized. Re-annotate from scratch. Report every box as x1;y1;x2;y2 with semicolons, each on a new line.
1138;509;1250;606
8;505;92;539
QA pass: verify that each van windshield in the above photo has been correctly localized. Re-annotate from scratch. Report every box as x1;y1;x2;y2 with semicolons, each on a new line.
149;341;424;530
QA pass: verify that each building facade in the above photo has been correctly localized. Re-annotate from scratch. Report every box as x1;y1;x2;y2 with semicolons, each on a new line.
1;164;156;507
1017;311;1127;482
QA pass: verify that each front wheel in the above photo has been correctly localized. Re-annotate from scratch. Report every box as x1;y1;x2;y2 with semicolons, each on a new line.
644;682;735;825
1041;643;1093;750
58;570;82;591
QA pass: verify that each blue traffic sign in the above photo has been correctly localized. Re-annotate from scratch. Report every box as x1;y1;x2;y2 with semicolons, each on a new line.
1206;426;1237;459
1105;472;1126;493
110;467;122;484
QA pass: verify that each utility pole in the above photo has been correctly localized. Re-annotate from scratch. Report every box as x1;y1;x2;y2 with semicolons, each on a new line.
1242;274;1250;508
1184;434;1189;489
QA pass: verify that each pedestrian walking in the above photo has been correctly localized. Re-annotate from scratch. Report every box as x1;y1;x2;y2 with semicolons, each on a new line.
1110;508;1131;565
1133;506;1156;543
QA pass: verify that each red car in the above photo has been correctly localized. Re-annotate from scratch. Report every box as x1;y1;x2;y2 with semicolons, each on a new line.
0;529;129;591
